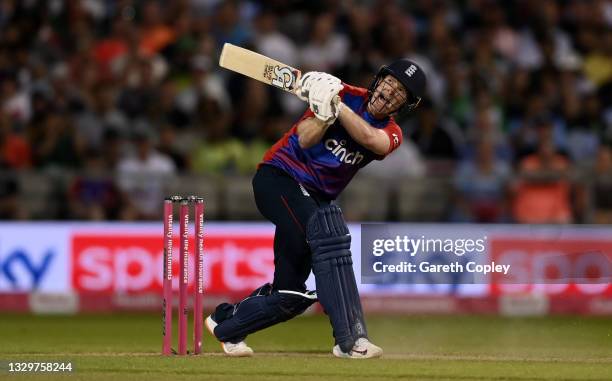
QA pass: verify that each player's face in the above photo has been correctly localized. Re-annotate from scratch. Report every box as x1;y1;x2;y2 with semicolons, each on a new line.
367;75;408;118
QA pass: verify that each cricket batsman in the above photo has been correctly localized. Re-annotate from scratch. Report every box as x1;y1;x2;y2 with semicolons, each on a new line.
206;59;426;358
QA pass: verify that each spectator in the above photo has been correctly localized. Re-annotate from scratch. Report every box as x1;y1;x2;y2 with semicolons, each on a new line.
243;116;289;175
253;9;298;68
486;2;521;62
117;124;175;220
583;28;611;87
175;52;231;125
510;112;567;162
191;98;246;175
1;75;31;123
211;0;252;47
300;12;349;72
463;106;512;162
513;1;579;70
591;145;612;224
452;139;511;223
75;83;127;151
502;68;532;121
565;92;604;164
0;112;31;169
252;9;301;115
360;139;425;181
443;63;472;130
117;59;157;120
68;149;121;220
227;71;270;141
512;136;573;224
101;128;125;171
157;125;188;172
407;99;464;160
150;77;190;127
0;160;21;219
92;18;130;77
139;1;176;56
34;112;85;169
0;0;608;222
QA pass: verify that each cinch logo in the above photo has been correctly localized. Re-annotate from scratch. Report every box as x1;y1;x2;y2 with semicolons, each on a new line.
405;65;417;77
325;139;364;165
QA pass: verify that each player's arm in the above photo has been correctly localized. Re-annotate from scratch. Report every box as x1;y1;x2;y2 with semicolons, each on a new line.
295;72;339;149
337;104;392;155
297;117;331;149
298;72;397;155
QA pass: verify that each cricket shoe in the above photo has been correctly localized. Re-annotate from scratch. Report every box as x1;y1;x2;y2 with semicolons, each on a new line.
205;315;254;357
332;338;383;359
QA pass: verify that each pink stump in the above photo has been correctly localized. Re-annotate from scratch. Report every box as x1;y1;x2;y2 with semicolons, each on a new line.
162;199;173;355
194;198;205;354
178;199;189;355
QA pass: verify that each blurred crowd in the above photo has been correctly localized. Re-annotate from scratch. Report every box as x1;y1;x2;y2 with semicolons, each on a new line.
0;0;611;223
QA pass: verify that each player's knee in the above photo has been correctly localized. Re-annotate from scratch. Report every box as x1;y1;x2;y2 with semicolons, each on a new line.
226;284;315;328
248;283;274;297
306;205;351;262
276;290;317;320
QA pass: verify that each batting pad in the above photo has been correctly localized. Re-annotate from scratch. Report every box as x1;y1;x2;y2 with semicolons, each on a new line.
307;205;368;353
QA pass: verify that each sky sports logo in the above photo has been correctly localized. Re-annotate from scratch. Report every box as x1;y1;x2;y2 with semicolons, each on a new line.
71;234;274;293
0;249;55;290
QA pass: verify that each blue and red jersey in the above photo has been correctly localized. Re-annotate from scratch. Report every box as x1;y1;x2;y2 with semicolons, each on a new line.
260;84;403;200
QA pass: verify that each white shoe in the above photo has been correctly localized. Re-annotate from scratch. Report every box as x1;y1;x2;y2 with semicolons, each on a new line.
205;315;254;357
332;338;383;359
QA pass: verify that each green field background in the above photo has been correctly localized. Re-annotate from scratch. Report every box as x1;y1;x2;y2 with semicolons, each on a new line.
1;314;610;380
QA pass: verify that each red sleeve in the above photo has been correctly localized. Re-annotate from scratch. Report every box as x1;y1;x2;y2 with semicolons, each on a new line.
381;119;403;156
338;83;401;157
299;107;315;120
339;83;368;99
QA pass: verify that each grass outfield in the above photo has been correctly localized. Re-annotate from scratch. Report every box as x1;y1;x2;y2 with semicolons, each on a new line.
0;314;610;380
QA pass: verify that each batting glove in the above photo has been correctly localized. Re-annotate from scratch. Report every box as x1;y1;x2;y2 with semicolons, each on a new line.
308;78;344;124
297;72;341;102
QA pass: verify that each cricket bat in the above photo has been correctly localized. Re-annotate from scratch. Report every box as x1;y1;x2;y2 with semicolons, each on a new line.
219;43;302;94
